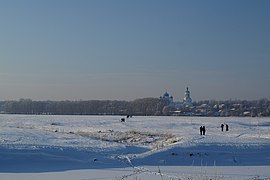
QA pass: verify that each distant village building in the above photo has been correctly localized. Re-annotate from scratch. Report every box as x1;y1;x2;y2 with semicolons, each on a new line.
157;87;269;117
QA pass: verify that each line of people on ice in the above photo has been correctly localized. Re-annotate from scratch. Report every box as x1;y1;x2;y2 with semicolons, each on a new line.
199;124;229;135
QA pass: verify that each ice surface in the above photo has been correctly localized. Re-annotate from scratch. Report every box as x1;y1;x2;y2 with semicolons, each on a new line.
0;115;270;179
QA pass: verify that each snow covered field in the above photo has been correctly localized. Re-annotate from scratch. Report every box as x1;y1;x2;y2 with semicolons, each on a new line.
0;114;270;179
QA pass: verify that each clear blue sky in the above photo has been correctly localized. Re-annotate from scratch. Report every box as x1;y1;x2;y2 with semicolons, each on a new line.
0;0;269;101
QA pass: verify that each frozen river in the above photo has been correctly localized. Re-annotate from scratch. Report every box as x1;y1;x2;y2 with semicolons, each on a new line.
0;115;270;179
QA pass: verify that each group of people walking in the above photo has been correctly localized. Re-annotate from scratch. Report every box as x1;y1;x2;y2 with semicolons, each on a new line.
221;123;229;132
199;124;229;135
199;126;206;135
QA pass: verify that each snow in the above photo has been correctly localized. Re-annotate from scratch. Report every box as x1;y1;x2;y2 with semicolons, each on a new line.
0;114;270;179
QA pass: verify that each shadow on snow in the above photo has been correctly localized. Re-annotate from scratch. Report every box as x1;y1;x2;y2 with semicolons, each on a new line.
0;144;270;173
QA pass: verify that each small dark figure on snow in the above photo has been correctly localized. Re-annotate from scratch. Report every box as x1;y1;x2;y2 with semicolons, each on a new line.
120;118;125;122
202;126;206;135
200;126;202;135
221;124;224;131
126;114;133;118
226;124;229;131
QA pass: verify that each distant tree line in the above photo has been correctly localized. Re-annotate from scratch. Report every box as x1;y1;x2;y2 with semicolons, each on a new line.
0;98;160;116
0;98;269;116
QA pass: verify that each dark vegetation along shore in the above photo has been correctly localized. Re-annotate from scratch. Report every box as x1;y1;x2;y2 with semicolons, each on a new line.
0;98;269;117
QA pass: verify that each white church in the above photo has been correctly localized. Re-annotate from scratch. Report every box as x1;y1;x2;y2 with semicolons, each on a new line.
183;87;192;106
160;87;193;108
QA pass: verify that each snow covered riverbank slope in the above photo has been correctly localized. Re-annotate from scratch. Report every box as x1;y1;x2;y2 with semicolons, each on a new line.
0;115;269;179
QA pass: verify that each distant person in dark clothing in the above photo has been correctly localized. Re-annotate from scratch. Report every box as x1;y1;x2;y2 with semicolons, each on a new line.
200;126;203;135
202;126;206;135
226;124;229;131
221;124;224;131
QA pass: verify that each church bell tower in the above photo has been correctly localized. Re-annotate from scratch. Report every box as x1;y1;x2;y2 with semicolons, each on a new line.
183;87;192;105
